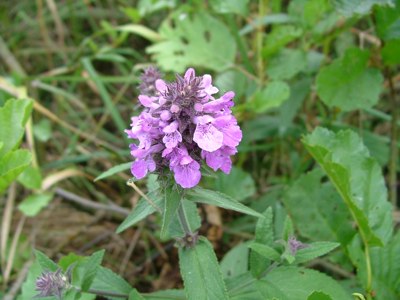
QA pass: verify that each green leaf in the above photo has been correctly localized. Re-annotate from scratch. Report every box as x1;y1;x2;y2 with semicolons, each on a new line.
17;166;42;190
382;39;400;65
295;242;340;264
129;289;145;300
316;48;383;111
332;0;394;17
166;199;201;238
34;250;58;272
267;49;307;80
258;266;353;299
220;242;249;278
205;166;256;202
262;25;303;57
187;187;262;218
116;24;162;42
143;289;186;300
302;127;393;246
249;243;281;262
18;192;53;217
250;207;274;277
249;81;290;113
370;231;400;298
161;186;181;239
33;119;52;142
307;291;333;300
147;12;236;72
0;149;31;194
179;238;229;300
117;189;162;233
80;250;105;292
91;267;132;295
209;0;250;16
0;98;33;157
94;162;131;181
283;169;355;245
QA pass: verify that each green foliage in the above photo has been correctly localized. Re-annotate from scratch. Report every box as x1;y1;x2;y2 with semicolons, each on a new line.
179;238;229;300
283;169;355;245
187;187;262;218
94;162;131;181
316;48;383;111
332;0;394;16
303;127;393;246
249;81;290;113
147;12;236;72
258;267;352;300
18;193;53;217
250;207;274;277
160;186;182;239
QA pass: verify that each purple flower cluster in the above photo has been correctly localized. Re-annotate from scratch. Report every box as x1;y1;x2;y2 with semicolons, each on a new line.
35;269;68;299
126;68;242;188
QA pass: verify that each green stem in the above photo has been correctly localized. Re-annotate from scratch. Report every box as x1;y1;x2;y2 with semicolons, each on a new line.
386;67;398;209
256;0;268;85
75;287;128;298
178;200;192;235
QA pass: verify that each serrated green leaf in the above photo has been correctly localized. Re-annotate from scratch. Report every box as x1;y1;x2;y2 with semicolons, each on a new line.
143;289;186;300
117;189;162;233
90;266;132;295
250;207;274;277
80;250;105;292
316;48;383;111
249;243;281;262
187;187;262;218
220;242;249;278
302;127;393;246
249;81;290;113
179;238;229;300
34;250;58;272
267;49;307;80
0;149;31;194
283;169;355;245
307;291;333;300
332;0;394;17
129;289;145;300
147;12;236;72
0;98;33;157
295;242;339;264
94;162;131;182
259;267;352;299
18;192;53;217
17;166;42;190
370;231;400;298
161;187;181;239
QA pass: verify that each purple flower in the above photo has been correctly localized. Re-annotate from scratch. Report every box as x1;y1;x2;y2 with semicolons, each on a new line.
288;236;308;255
126;67;242;188
35;269;68;299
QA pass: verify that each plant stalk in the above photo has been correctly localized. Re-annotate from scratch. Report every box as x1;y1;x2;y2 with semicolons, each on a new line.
386;67;398;209
177;200;192;235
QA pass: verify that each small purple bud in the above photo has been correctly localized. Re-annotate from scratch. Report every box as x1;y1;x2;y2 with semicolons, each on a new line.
139;66;162;97
170;104;180;113
35;269;69;299
288;236;307;255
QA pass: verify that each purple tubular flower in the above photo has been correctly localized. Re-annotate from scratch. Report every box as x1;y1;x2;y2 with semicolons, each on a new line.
126;67;242;188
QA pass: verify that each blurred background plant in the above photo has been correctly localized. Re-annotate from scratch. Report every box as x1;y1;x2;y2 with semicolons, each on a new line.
0;0;399;299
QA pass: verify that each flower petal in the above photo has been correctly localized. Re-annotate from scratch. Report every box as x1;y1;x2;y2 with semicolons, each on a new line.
193;123;223;152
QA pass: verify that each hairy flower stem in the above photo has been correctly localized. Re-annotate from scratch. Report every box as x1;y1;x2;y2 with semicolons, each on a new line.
178;201;192;236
